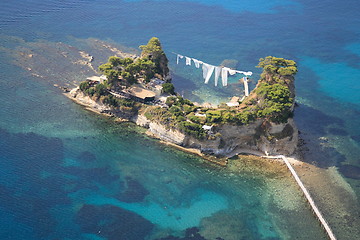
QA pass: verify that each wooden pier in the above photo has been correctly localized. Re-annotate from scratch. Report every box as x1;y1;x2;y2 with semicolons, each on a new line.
265;155;337;240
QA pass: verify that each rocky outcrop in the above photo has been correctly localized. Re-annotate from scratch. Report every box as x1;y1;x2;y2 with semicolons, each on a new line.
67;87;298;157
144;117;298;157
68;55;299;158
69;87;111;114
148;122;186;145
133;114;151;128
67;88;137;120
139;37;170;81
141;57;300;157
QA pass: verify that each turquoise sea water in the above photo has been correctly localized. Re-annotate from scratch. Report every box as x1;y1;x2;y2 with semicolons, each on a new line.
0;0;359;239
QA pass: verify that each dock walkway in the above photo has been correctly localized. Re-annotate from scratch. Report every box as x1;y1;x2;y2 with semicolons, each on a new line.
265;155;337;240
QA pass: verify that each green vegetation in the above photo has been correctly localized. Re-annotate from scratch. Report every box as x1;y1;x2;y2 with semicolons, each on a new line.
144;94;260;139
78;81;139;113
98;56;156;86
162;83;175;95
139;37;169;77
77;37;173;114
145;56;297;136
144;94;260;138
97;37;168;88
165;96;194;108
79;51;297;139
178;121;206;139
144;96;205;139
80;82;109;98
254;83;293;122
257;56;297;83
248;56;297;123
79;81;90;92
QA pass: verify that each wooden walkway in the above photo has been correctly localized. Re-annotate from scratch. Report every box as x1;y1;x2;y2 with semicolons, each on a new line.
265;155;337;240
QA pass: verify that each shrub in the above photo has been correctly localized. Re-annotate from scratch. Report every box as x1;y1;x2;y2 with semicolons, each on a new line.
108;56;122;67
178;121;205;139
162;83;175;95
254;82;293;123
85;87;95;96
165;97;177;108
183;104;196;114
95;83;108;96
169;105;183;116
121;71;136;85
188;115;201;124
182;98;194;106
98;63;113;73
106;70;119;84
176;115;186;122
222;111;236;123
119;57;134;66
257;56;297;77
206;110;222;123
235;110;256;124
79;81;90;91
139;37;169;76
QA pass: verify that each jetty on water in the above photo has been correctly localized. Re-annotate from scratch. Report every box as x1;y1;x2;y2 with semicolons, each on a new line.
265;155;337;240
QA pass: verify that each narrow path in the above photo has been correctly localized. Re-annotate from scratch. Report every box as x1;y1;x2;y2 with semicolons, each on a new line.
109;90;129;99
264;155;337;240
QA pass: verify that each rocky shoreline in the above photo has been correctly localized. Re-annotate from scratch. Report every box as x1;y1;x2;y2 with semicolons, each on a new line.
65;85;299;162
64;86;297;169
64;88;228;166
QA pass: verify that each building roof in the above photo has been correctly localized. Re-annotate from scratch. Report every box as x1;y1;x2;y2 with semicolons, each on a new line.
226;96;240;107
226;102;239;107
230;96;240;102
128;86;156;99
86;76;102;82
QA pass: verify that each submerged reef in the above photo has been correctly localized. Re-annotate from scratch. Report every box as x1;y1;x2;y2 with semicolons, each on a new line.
76;204;154;240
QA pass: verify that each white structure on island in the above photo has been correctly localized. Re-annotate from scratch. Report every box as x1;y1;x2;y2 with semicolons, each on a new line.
202;125;213;131
86;75;107;84
226;96;240;107
174;52;252;88
174;53;253;104
243;77;249;96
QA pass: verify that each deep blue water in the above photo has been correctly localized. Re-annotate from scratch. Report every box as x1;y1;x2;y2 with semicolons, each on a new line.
0;0;360;239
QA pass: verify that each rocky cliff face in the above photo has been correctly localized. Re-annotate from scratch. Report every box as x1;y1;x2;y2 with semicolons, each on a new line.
145;117;298;157
134;115;186;145
141;58;299;157
68;88;138;120
68;88;298;157
69;88;111;113
149;122;186;145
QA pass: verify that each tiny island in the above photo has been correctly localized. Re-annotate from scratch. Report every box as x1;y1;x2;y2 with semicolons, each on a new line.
67;37;299;160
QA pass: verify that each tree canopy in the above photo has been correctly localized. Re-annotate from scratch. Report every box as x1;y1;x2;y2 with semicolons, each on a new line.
139;37;169;77
139;37;164;56
162;83;175;95
97;37;170;87
257;56;297;76
255;82;293;122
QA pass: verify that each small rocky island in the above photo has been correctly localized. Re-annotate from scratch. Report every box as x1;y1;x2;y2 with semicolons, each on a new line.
67;37;298;158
